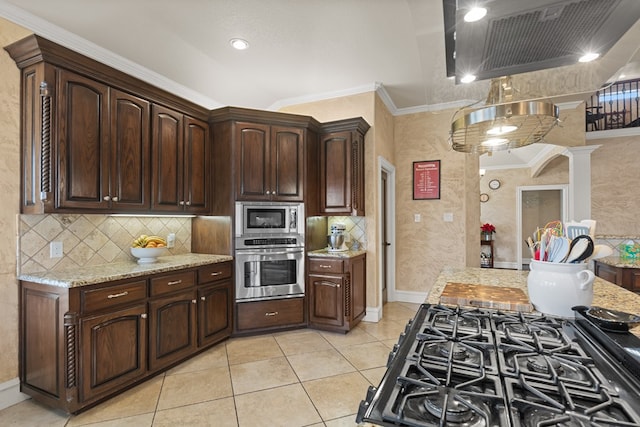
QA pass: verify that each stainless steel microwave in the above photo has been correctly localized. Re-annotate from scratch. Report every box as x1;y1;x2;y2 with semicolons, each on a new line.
235;202;304;237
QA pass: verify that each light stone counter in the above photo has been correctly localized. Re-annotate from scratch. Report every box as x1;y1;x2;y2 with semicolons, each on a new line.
308;248;367;258
596;256;640;269
18;253;233;288
426;266;640;336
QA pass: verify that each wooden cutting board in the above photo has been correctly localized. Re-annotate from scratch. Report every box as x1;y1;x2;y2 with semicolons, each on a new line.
439;282;533;312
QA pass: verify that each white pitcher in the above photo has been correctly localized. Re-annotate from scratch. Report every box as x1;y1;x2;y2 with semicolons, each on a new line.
527;260;595;317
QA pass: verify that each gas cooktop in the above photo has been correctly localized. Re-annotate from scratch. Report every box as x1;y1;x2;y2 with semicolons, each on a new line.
357;304;640;427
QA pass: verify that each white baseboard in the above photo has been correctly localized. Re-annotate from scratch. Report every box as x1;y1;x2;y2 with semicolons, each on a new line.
0;378;29;411
391;290;428;304
364;306;381;322
494;261;519;270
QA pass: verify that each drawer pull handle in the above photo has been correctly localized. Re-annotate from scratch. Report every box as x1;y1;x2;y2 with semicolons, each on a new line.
210;271;222;276
107;291;129;299
319;281;340;288
265;311;279;317
319;265;332;269
167;280;183;286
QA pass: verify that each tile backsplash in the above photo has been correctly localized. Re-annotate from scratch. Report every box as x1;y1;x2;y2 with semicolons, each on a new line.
18;214;191;275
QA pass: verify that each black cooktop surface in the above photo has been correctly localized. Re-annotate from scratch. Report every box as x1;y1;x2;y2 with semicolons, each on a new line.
357;304;640;427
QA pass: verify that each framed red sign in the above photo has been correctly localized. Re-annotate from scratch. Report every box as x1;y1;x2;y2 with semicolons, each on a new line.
413;160;440;200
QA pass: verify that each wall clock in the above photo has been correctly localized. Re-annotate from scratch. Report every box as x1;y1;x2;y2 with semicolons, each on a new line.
480;193;489;203
488;179;501;190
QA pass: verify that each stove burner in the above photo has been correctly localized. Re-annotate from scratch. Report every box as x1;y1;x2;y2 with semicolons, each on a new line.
439;342;469;361
424;391;474;422
526;355;562;375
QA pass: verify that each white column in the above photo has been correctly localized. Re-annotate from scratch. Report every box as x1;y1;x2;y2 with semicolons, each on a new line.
561;145;600;221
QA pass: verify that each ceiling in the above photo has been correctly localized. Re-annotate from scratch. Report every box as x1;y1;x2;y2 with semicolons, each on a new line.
1;0;640;167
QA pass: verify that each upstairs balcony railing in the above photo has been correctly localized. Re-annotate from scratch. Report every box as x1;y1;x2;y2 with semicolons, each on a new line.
585;78;640;131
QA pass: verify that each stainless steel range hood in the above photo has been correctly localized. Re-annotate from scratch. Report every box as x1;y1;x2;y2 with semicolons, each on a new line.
443;0;640;83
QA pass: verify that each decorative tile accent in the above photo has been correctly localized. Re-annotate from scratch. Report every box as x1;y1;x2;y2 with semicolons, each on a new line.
327;216;367;250
18;214;192;274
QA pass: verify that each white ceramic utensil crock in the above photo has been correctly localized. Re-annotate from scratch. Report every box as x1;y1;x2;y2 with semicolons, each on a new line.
527;260;595;317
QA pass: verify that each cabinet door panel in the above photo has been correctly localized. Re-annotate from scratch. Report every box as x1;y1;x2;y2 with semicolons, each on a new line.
184;116;210;213
236;122;270;200
110;90;150;209
308;274;344;327
57;70;109;209
321;132;351;212
271;126;303;201
79;304;146;402
148;290;196;371
198;281;232;347
151;105;183;210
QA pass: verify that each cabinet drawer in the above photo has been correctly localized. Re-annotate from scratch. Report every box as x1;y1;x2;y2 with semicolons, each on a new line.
150;271;196;297
309;258;344;274
80;280;147;314
198;262;232;284
236;298;304;330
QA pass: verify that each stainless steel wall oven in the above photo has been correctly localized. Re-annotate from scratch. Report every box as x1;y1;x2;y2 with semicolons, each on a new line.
234;202;305;302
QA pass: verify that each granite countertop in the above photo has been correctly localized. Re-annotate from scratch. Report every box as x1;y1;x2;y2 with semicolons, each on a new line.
596;256;640;268
308;248;367;258
426;266;640;336
18;253;233;288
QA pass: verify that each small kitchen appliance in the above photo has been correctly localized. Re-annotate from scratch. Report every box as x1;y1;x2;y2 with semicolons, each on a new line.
328;223;348;252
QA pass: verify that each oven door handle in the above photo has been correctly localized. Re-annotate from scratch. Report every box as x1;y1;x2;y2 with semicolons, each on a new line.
235;248;303;257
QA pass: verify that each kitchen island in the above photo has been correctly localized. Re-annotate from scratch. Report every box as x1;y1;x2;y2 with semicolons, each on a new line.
426;266;640;336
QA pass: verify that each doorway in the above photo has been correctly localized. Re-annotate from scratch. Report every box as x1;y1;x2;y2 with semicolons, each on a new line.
516;185;568;270
378;157;396;316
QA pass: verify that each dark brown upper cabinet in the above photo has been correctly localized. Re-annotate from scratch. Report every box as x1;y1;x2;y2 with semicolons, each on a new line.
235;122;304;202
319;118;370;216
5;34;210;215
151;105;210;214
56;70;150;211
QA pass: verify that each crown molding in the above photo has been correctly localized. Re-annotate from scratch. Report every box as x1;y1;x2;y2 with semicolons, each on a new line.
0;1;222;109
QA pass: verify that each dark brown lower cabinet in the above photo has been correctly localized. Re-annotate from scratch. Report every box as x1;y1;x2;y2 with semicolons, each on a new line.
235;297;306;334
79;304;147;403
594;260;640;293
148;290;197;372
307;254;366;333
198;281;233;347
19;261;233;413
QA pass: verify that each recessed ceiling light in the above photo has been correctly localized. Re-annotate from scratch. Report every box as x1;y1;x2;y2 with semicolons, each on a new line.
464;7;487;22
460;74;476;84
578;52;599;63
230;38;249;50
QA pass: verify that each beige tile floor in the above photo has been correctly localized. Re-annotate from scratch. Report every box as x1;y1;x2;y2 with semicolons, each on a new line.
0;302;421;427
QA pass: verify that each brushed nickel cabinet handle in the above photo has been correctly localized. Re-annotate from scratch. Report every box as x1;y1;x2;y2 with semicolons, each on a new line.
319;281;340;288
201;296;206;301
167;280;182;286
179;201;185;206
265;311;279;316
192;299;197;304
103;195;111;201
210;271;222;276
141;313;147;319
319;265;332;269
186;201;191;206
112;196;119;202
107;291;129;299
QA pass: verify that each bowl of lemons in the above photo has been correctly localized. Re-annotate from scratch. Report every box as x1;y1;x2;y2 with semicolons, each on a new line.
130;235;168;264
